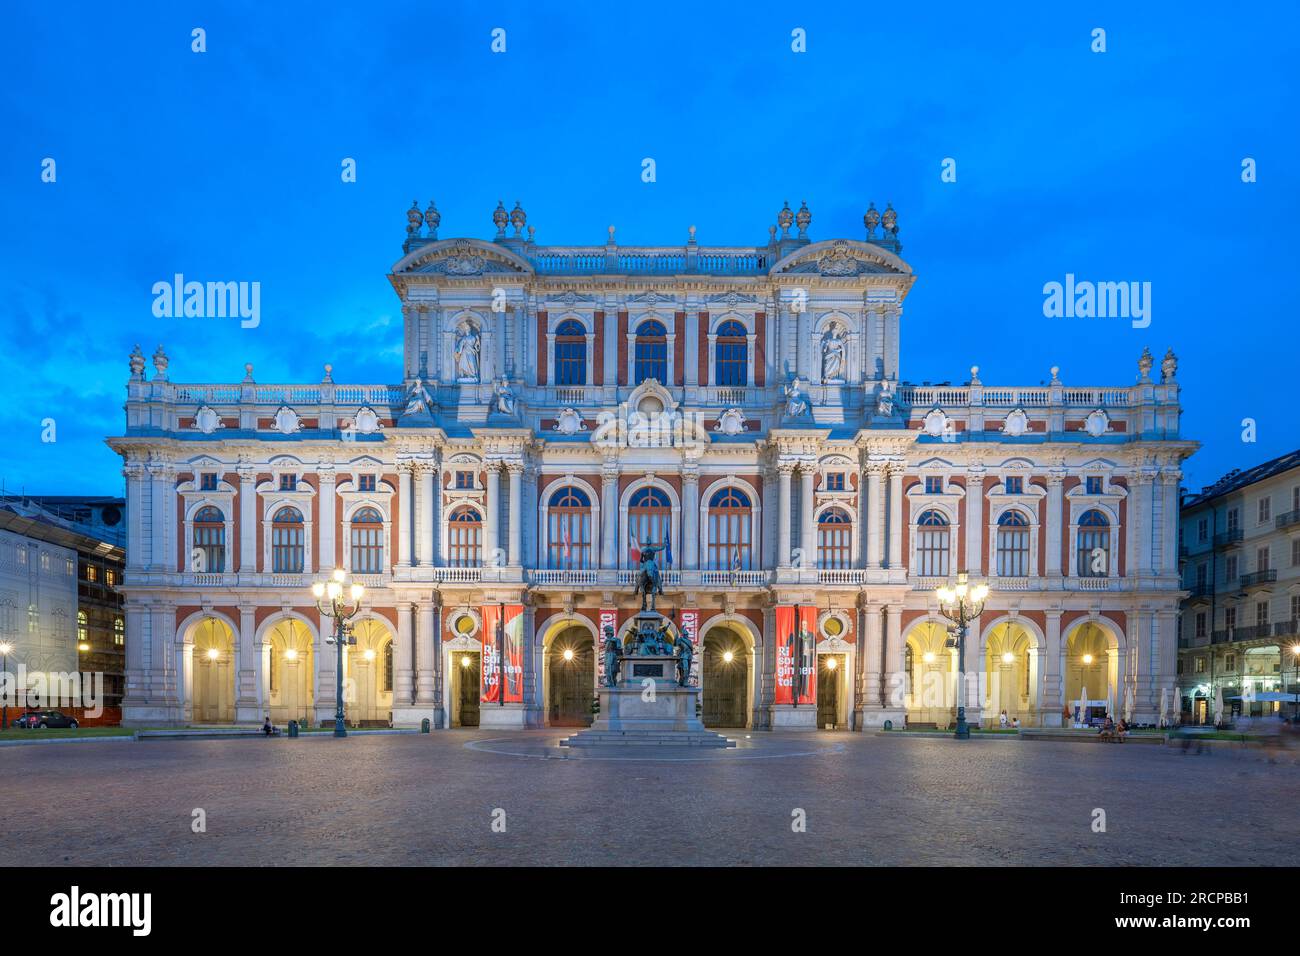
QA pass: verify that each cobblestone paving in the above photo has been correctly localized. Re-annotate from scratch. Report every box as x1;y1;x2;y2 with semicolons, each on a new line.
2;731;1295;866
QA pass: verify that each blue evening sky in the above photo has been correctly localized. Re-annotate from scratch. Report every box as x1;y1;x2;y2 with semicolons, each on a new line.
1;1;1296;497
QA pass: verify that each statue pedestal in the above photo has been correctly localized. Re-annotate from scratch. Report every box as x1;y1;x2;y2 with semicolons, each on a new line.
560;654;734;748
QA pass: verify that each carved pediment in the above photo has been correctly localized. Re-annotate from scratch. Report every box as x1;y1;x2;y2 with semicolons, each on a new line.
395;238;534;277
770;239;911;277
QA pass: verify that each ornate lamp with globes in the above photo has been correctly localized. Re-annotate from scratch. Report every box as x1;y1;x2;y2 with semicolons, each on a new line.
312;568;363;738
935;572;990;740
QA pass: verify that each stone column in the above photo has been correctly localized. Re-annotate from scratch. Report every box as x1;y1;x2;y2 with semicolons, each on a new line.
507;461;523;567
237;465;256;576
394;603;414;707
484;462;500;568
124;462;147;571
777;462;794;567
601;462;619;569
236;604;259;723
799;462;816;570
318;466;337;573
966;468;986;575
866;464;884;569
857;467;871;568
1041;609;1063;726
682;463;699;569
1161;471;1182;576
887;465;904;569
419;462;437;566
861;603;883;723
1045;472;1064;577
397;462;413;568
882;605;904;722
149;603;178;712
416;602;438;708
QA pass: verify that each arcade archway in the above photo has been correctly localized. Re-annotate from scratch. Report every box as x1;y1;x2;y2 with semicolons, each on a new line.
190;616;235;724
348;618;394;727
265;617;315;726
700;621;754;729
983;619;1038;726
546;625;596;727
1064;620;1121;722
903;620;955;728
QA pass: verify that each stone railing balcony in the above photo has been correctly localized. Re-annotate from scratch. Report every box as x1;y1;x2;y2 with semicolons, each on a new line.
528;569;600;587
816;569;869;585
1275;510;1300;531
529;245;773;276
432;567;482;583
1213;529;1243;549
1239;569;1277;588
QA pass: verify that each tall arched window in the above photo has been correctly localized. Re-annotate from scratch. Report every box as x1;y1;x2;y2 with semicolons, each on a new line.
817;508;853;569
996;509;1030;577
554;318;587;386
628;486;671;562
194;505;226;573
1077;509;1110;577
350;507;384;573
633;320;667;384
915;509;950;577
548;486;592;569
271;506;305;573
447;507;482;568
714;319;748;387
706;486;752;570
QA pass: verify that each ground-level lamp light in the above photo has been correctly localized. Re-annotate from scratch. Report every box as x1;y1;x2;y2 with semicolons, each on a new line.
562;648;575;662
0;641;11;729
1001;651;1014;664
825;657;837;671
313;568;364;738
1082;653;1094;665
722;650;735;664
461;655;472;668
935;572;989;740
206;647;219;660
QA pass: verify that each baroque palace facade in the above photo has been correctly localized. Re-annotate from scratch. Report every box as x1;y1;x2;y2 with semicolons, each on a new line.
109;198;1195;731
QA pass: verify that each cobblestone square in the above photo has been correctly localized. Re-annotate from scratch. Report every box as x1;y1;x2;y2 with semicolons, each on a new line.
2;732;1295;866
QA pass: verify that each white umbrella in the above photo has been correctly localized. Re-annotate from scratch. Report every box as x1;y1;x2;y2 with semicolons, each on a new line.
1123;684;1135;723
1077;686;1089;727
1212;685;1225;726
1158;687;1169;728
1106;687;1115;723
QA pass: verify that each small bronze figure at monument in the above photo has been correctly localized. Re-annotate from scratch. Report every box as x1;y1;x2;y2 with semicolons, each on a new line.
603;625;622;687
675;634;694;686
633;543;666;611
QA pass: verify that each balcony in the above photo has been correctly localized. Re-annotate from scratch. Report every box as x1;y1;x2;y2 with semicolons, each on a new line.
816;569;868;585
1075;576;1112;591
181;572;231;586
1238;569;1277;588
431;567;482;583
1213;529;1243;549
1186;583;1213;599
529;569;600;587
990;577;1032;591
1272;620;1300;639
700;570;770;586
1276;509;1300;531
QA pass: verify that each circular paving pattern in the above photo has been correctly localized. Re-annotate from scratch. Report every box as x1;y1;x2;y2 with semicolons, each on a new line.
464;731;847;761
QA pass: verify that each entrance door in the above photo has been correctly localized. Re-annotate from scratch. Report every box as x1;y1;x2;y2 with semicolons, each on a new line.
702;633;747;728
457;653;480;727
817;656;842;729
548;638;594;726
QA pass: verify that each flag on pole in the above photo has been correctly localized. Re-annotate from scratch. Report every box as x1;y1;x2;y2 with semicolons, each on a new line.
664;526;673;567
629;530;641;564
731;545;741;572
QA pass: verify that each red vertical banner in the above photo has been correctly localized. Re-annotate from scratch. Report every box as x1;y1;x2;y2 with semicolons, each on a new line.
597;608;617;686
775;605;817;706
502;604;523;703
480;604;501;704
679;609;700;685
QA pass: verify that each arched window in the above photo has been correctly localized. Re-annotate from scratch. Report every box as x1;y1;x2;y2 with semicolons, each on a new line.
714;320;748;387
628;486;671;563
383;640;393;693
633;320;667;385
915;509;950;577
554;319;587;386
194;505;226;573
271;506;305;573
707;486;752;570
447;507;482;568
996;509;1031;577
1077;509;1110;577
548;486;592;569
350;507;384;573
817;508;853;569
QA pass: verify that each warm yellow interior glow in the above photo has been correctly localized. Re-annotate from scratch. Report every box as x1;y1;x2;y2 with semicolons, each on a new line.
206;648;219;660
461;655;471;668
284;648;298;660
722;650;735;663
78;642;90;652
363;648;376;661
562;648;574;661
825;657;838;670
923;651;936;663
1082;653;1094;665
1001;652;1014;664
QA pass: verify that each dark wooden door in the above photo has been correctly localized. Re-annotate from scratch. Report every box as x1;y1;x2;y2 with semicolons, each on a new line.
703;639;747;727
549;643;594;726
459;654;480;727
817;656;841;728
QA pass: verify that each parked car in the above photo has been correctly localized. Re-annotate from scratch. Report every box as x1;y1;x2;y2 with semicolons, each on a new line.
12;710;79;729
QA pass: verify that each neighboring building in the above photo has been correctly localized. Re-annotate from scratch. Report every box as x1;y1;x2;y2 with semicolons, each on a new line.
0;496;127;720
107;198;1195;730
1177;450;1300;723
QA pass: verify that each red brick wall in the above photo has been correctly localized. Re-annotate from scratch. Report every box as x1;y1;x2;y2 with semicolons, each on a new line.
674;311;685;385
592;311;604;386
536;311;548;385
697;312;709;384
754;311;766;385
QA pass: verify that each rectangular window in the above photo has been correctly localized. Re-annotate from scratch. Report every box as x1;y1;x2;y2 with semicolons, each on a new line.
86;565;98;582
1225;653;1236;671
105;569;116;586
200;473;218;491
455;471;474;490
1195;612;1206;639
1256;601;1269;627
1197;517;1208;542
1195;563;1207;588
925;476;942;494
279;474;297;491
1293;486;1300;515
1085;476;1102;494
1195;657;1206;674
1225;554;1238;582
1257;546;1270;572
1291;594;1300;625
825;473;845;492
358;474;376;492
1293;538;1300;567
16;547;25;565
1227;508;1240;533
1258;496;1271;523
1004;476;1023;495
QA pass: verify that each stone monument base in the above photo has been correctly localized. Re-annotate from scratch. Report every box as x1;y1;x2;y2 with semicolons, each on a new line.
560;655;734;749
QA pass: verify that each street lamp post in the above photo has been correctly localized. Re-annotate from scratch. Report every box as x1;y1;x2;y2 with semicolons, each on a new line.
935;572;989;740
313;568;365;738
1291;645;1300;720
0;642;11;730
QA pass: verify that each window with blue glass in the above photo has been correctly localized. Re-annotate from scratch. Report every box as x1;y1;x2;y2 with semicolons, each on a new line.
924;476;942;494
915;509;950;576
554;318;587;386
358;474;376;492
714;320;748;387
633;320;668;385
1004;476;1023;495
706;486;751;570
825;473;845;492
1076;509;1110;577
1085;476;1103;495
996;509;1030;577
